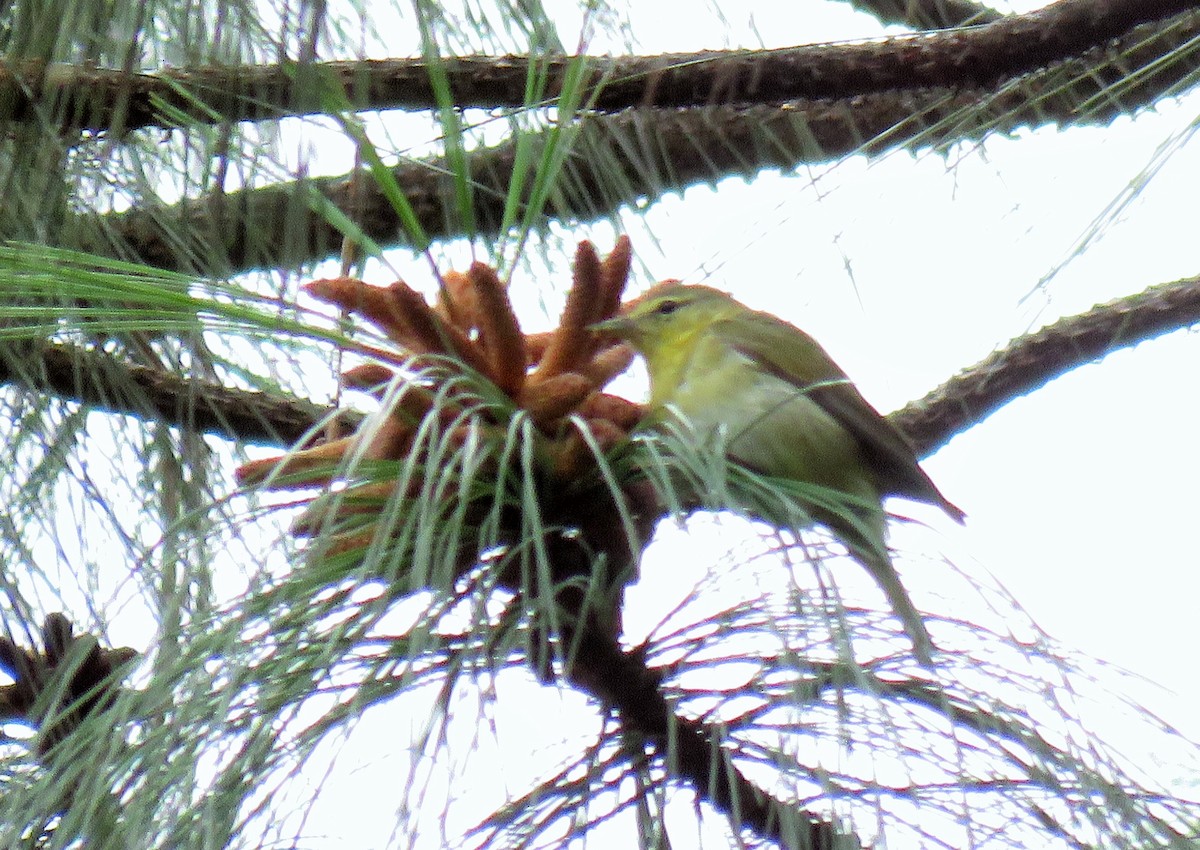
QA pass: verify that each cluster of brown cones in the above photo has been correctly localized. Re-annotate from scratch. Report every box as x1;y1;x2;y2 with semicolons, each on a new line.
235;237;650;564
0;613;138;757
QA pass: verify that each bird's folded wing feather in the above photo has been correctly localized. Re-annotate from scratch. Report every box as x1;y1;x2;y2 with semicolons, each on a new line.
716;312;964;519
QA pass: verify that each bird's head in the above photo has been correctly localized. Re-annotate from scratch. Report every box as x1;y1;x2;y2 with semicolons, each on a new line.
591;282;736;361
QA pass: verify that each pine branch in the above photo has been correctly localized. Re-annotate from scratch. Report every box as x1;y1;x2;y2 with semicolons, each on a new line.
13;0;1194;135
96;7;1200;278
0;343;352;446
2;274;1197;464
895;273;1200;456
568;628;857;848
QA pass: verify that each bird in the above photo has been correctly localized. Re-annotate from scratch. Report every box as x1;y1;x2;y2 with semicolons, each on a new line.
593;281;964;666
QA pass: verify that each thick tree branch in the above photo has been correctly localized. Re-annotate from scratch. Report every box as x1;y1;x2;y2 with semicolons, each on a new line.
4;274;1197;461
11;0;1194;134
569;629;854;848
895;273;1200;456
0;343;349;446
89;12;1200;276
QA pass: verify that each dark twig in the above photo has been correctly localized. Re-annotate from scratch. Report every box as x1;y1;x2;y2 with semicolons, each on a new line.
0;613;137;756
838;0;1004;29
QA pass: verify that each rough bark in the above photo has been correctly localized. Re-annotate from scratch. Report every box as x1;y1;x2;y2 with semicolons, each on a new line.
10;0;1195;134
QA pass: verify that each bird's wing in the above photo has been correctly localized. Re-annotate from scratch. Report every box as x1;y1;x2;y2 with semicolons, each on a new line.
716;311;964;521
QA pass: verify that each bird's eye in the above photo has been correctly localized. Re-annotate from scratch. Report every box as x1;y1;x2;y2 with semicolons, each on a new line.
654;299;680;316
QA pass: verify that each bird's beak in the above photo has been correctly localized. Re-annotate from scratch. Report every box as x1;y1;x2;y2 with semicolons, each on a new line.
588;315;637;337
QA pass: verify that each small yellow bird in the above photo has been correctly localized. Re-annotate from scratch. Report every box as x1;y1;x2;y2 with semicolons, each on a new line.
595;281;963;666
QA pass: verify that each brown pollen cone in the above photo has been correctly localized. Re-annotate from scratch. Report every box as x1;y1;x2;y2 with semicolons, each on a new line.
236;237;661;667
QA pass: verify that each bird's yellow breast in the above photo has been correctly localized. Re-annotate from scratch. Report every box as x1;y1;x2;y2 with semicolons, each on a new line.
646;328;871;495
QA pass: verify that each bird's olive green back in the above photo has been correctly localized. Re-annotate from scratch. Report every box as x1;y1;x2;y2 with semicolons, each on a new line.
623;283;963;520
